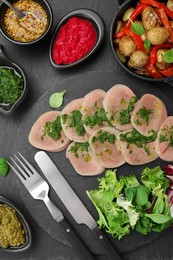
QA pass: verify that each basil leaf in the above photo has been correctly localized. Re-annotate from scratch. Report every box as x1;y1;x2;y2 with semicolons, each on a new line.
144;39;151;51
49;90;66;108
163;49;173;63
130;20;145;36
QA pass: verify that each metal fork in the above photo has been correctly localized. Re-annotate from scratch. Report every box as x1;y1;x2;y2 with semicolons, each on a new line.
8;152;64;222
8;152;95;260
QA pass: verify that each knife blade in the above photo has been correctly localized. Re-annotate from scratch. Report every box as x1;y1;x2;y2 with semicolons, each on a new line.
35;151;122;260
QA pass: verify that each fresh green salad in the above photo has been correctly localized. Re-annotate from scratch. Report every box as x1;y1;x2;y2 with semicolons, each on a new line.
87;166;173;239
0;67;23;105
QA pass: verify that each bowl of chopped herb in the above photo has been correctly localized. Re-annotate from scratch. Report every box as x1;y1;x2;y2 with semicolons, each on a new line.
0;44;27;115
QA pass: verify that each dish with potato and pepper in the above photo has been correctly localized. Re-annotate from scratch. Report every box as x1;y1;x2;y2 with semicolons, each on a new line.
114;0;173;79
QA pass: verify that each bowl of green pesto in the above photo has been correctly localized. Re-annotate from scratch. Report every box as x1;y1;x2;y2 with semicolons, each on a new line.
0;195;32;252
0;45;27;115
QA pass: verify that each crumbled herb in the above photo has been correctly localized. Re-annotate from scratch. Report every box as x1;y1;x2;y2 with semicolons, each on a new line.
135;107;153;126
159;126;173;147
92;130;116;144
70;142;89;158
120;129;157;154
41;116;62;140
61;110;85;136
0;67;23;105
84;108;112;128
61;114;68;124
119;96;138;125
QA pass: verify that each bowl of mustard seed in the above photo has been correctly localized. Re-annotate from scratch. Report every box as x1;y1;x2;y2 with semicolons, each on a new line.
0;0;52;45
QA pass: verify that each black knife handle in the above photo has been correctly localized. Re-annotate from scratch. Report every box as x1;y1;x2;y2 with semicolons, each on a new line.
58;218;95;260
91;226;123;260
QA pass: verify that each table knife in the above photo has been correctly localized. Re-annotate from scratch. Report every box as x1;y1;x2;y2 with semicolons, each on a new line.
35;151;122;260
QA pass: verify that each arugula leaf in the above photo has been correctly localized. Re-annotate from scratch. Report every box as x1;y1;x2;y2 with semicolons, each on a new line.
145;213;172;224
136;217;152;235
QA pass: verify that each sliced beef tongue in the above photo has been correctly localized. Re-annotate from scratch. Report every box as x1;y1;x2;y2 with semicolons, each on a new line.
28;111;71;152
117;129;158;165
81;89;110;135
131;94;167;137
155;116;173;162
89;126;125;168
66;142;105;176
61;98;89;143
103;84;138;131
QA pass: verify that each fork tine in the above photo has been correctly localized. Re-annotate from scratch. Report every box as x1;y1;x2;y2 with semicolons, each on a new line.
9;157;29;180
8;160;26;182
17;152;39;175
14;154;31;177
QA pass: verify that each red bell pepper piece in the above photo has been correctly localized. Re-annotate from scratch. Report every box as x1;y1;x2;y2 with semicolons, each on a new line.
158;8;173;44
125;28;146;52
145;62;163;78
149;44;173;64
160;65;173;77
115;3;147;38
140;0;173;20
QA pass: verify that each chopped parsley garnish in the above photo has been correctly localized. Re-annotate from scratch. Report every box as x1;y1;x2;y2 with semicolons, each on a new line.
135;107;153;126
61;110;85;136
70;142;90;158
119;96;138;125
0;67;23;105
92;130;116;144
84;108;112;128
41;116;62;140
159;126;173;147
120;129;157;155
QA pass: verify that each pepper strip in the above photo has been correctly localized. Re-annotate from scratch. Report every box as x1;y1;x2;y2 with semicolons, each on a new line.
157;8;173;44
160;66;173;77
115;3;147;38
125;28;146;52
149;44;173;65
145;62;163;78
140;0;173;20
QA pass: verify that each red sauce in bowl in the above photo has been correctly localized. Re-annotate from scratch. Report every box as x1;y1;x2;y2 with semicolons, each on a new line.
52;17;97;65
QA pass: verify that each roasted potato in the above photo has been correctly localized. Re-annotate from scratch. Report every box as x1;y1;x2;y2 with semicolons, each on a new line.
167;0;173;11
146;27;169;45
142;6;161;30
119;36;137;57
156;49;170;70
128;50;148;69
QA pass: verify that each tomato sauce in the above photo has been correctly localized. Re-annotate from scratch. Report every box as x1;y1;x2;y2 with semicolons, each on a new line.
52;17;97;64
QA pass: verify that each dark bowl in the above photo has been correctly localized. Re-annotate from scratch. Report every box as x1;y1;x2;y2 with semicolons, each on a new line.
110;0;173;85
0;0;52;45
0;195;32;252
0;44;27;115
49;8;105;69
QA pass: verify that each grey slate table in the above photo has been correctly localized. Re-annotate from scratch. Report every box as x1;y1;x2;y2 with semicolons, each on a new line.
1;0;173;260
